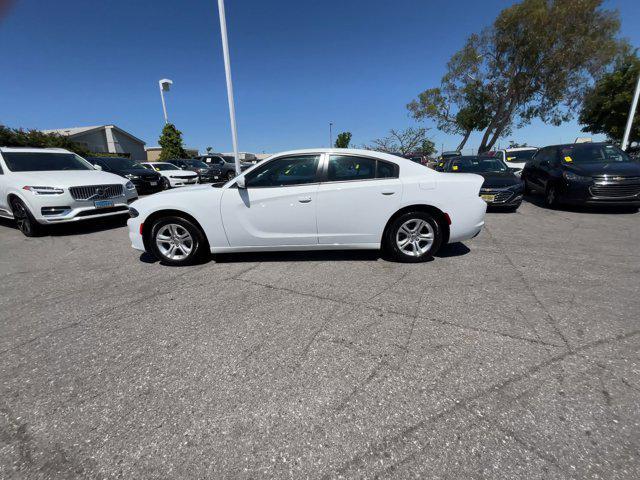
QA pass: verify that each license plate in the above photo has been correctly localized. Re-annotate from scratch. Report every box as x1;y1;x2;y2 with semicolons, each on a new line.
150;181;158;186
214;176;219;180
480;194;496;202
94;200;114;208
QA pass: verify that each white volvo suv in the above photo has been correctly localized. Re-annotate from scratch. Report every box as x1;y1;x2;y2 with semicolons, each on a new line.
0;147;138;236
127;149;487;265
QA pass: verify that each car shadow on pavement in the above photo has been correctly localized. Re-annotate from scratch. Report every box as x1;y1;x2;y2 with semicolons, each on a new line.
523;195;639;214
0;216;129;236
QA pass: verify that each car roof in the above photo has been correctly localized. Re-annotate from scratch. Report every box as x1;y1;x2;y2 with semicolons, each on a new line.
0;147;72;153
505;147;538;152
541;142;612;149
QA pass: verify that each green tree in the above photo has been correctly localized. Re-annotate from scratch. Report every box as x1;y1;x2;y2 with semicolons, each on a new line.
579;53;640;143
334;132;352;148
367;128;433;156
410;0;622;153
0;125;90;156
158;123;187;160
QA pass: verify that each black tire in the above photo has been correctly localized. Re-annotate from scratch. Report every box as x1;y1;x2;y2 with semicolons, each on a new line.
544;184;559;209
161;177;171;190
10;197;43;237
384;211;443;263
147;216;208;266
226;171;236;181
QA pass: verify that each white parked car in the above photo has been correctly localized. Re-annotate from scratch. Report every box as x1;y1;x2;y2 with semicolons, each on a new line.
0;147;138;236
141;162;199;189
492;147;538;175
127;149;487;265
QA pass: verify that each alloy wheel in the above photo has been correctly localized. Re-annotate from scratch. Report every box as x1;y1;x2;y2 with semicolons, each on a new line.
12;201;32;236
155;223;193;261
395;218;435;257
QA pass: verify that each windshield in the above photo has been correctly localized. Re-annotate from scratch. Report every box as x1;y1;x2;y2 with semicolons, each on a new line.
447;157;508;173
149;163;179;171
187;160;209;168
2;152;94;172
505;149;537;162
560;144;632;163
100;157;145;170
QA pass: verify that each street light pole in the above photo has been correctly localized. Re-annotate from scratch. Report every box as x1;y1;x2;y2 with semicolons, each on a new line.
216;0;241;176
329;122;333;148
158;79;173;124
622;73;640;151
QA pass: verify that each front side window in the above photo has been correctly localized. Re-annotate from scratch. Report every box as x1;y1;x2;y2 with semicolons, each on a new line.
328;155;376;181
2;152;94;172
245;155;320;187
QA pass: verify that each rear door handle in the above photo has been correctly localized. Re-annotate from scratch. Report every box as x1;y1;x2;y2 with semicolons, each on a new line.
298;196;312;203
381;191;396;196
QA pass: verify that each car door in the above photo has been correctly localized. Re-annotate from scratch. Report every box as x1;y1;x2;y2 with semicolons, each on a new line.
316;154;402;245
0;157;9;216
219;154;321;247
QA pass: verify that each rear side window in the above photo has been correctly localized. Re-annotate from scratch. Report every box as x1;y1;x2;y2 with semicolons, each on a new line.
327;155;399;181
328;156;376;181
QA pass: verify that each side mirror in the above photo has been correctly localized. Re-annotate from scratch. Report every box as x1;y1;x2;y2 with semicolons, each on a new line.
236;176;246;189
94;164;102;170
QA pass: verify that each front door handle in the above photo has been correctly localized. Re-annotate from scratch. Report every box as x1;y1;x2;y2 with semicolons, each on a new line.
381;191;396;196
298;196;312;203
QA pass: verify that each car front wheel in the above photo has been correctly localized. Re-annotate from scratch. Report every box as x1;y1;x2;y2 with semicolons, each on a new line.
384;212;442;263
148;216;208;266
544;184;559;209
11;198;43;237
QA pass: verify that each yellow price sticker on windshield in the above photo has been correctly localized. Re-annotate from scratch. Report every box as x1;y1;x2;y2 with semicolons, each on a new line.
452;165;459;171
507;156;515;161
564;156;573;162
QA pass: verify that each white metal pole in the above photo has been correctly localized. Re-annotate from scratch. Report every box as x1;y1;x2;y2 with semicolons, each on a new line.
217;0;241;176
329;122;333;147
159;82;169;124
622;73;640;151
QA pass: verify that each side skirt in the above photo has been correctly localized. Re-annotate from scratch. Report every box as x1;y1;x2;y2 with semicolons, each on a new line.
211;243;380;254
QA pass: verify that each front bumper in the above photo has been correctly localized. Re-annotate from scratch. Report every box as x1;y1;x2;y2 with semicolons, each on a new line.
130;178;163;193
30;188;138;224
169;176;199;187
559;180;640;206
198;171;223;183
479;186;523;207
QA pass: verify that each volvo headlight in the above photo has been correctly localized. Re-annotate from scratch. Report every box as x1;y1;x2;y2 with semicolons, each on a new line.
563;172;591;182
125;181;136;190
22;186;64;195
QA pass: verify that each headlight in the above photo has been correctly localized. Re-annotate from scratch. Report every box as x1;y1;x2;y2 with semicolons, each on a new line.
563;172;591;182
125;181;136;190
22;186;64;195
125;174;139;180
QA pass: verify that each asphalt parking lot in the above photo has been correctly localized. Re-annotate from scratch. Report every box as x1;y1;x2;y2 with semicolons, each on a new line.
1;198;639;479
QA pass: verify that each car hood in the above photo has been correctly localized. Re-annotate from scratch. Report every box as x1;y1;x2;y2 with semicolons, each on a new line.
565;161;640;177
162;169;198;176
113;168;159;178
9;170;127;187
131;184;220;211
477;171;521;188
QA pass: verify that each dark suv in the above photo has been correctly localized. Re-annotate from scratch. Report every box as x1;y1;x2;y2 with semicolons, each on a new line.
197;154;253;180
522;143;640;208
88;157;162;194
169;159;222;183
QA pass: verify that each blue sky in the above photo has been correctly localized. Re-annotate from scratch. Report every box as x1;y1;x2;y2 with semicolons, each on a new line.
1;0;638;154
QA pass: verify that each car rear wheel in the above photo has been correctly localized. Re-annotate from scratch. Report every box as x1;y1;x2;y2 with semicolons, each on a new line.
384;212;442;263
10;198;43;237
148;216;207;266
544;184;559;209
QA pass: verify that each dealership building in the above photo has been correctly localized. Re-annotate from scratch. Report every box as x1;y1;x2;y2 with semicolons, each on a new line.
42;125;147;161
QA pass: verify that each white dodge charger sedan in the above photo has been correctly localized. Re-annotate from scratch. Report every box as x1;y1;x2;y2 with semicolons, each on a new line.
141;162;199;189
127;149;486;264
0;147;137;236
